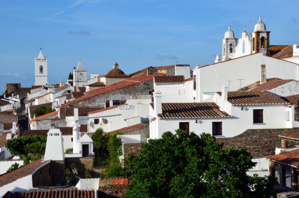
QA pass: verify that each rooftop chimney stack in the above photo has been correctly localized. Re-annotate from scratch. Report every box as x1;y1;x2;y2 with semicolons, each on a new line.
260;64;266;84
154;90;162;115
221;85;228;111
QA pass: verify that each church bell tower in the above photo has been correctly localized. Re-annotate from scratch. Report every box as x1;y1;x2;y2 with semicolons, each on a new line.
34;49;48;86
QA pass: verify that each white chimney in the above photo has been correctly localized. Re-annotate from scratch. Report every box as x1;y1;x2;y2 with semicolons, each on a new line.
73;122;80;153
221;86;228;111
154;90;162;115
12;121;16;134
74;108;79;123
215;54;220;63
260;64;266;84
44;129;65;161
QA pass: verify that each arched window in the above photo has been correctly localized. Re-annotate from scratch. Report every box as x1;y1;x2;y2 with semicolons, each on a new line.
79;73;82;80
261;37;265;48
229;44;233;53
223;44;225;55
242;40;245;54
39;66;43;74
252;38;255;51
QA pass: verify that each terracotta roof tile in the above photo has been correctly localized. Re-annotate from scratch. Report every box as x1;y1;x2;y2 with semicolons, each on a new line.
60;72;165;108
272;45;293;59
267;149;299;168
88;82;106;87
155;102;231;119
0;134;7;148
283;94;299;105
279;132;299;140
65;107;102;116
104;68;129;78
108;123;148;135
154;75;184;83
185;76;193;82
55;85;68;91
29;111;58;124
269;45;290;57
220;91;289;105
80;124;87;132
249;79;294;91
3;123;12;130
4;189;95;198
129;65;175;78
0;159;49;187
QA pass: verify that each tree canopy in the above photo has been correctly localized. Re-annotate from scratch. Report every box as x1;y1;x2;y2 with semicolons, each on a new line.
32;107;54;118
125;130;277;198
6;135;47;164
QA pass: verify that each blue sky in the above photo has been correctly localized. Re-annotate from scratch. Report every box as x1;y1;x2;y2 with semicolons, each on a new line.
0;0;298;93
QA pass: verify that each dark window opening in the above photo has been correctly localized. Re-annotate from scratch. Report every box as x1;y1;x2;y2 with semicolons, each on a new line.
253;109;263;123
94;119;99;124
39;66;43;74
261;37;265;48
229;44;233;53
212;122;222;136
71;138;73;142
193;75;196;90
252;38;255;51
106;100;110;108
179;122;189;135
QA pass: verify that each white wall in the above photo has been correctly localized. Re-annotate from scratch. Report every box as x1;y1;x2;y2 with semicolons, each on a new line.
174;65;190;79
62;135;73;151
76;178;99;190
197;53;299;101
268;81;299;97
0;174;33;197
154;82;193;103
0;146;12;160
35;93;52;105
0;160;24;175
118;135;141;144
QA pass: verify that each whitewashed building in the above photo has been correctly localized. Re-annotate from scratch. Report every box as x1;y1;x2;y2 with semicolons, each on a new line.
34;50;48;86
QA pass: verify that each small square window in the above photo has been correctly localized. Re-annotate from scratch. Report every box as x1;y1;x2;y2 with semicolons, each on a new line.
94;119;99;124
212;122;222;136
253;109;263;123
71;138;73;142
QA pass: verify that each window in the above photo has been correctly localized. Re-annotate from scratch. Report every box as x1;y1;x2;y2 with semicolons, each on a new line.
39;66;43;74
212;122;222;135
253;109;263;123
179;122;189;135
229;44;233;53
252;38;255;51
242;40;245;54
71;138;73;142
261;37;265;48
94;119;99;124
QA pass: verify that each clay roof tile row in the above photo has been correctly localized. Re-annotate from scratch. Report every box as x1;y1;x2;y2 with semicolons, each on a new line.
154;75;185;83
4;189;95;198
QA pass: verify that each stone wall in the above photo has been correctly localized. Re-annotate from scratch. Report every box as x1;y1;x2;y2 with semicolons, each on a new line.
216;128;299;158
65;157;103;178
123;143;145;167
0;113;17;123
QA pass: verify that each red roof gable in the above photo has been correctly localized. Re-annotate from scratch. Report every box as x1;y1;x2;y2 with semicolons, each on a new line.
29;111;58;124
88;106;118;115
267;149;299;168
249;79;294;91
154;75;185;83
108;123;148;135
0;159;49;187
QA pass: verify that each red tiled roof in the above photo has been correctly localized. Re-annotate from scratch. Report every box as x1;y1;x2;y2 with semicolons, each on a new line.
267;149;299;168
88;106;118;115
0;159;49;187
129;65;175;77
104;68;129;78
60;72;165;108
154;75;184;83
88;82;106;87
154;102;231;119
3;123;12;130
3;189;95;198
29;111;58;124
272;45;293;59
283;94;299;105
268;45;290;57
0;134;7;148
108;123;148;135
65;107;102;116
80;124;87;132
249;79;294;91
279;132;299;140
220;91;289;106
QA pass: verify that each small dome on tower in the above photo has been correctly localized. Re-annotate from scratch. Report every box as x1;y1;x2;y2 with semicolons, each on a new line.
242;26;248;37
224;25;235;39
254;16;266;32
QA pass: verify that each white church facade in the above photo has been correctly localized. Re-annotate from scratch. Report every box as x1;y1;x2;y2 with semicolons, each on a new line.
220;16;270;62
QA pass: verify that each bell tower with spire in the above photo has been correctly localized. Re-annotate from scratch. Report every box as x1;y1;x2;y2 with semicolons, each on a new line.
222;25;237;61
34;49;48;86
251;16;270;54
73;58;87;88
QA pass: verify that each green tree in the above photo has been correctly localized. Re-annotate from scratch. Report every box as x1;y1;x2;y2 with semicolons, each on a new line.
32;107;54;118
6;163;19;172
6;135;47;163
92;128;110;157
68;72;73;80
125;130;277;198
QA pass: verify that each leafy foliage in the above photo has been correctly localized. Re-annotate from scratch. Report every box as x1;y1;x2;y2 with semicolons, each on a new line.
32;107;54;118
6;135;46;164
6;162;19;173
125;130;277;198
92;128;110;157
68;72;73;80
84;169;91;178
